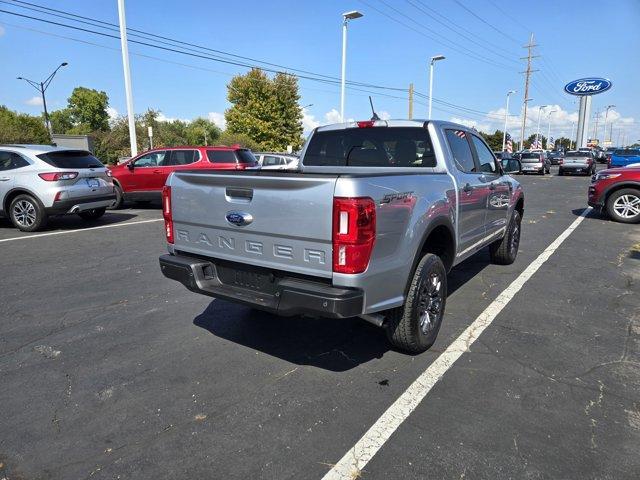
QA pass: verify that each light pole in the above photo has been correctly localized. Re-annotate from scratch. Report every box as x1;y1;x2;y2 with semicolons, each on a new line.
17;62;68;138
117;0;138;156
502;90;516;151
546;109;557;150
340;10;363;123
535;105;548;149
602;104;615;146
428;54;445;120
569;121;575;150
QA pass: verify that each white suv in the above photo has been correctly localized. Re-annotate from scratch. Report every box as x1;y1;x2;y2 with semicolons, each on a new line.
0;145;115;231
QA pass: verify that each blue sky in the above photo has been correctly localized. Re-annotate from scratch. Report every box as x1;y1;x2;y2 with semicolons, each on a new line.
1;0;639;144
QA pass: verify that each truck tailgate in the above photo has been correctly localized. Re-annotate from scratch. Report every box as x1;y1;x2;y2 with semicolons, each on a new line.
169;172;337;278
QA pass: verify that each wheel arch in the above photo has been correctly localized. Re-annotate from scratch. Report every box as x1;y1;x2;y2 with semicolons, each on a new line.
408;217;456;288
602;181;640;204
3;187;42;213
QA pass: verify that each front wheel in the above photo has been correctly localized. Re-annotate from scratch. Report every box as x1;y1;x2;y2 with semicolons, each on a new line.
9;194;47;232
489;210;521;265
385;253;446;354
78;207;106;221
606;188;640;224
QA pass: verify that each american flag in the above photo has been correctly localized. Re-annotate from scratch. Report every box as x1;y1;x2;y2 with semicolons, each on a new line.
505;133;513;153
547;136;554;150
531;137;541;149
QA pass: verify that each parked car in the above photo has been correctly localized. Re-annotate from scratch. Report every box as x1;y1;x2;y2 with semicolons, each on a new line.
108;146;257;208
501;157;522;174
0;145;115;231
604;147;616;166
254;152;300;171
158;120;524;354
519;151;550;174
547;150;564;165
588;166;640;223
609;148;640;169
559;151;596;176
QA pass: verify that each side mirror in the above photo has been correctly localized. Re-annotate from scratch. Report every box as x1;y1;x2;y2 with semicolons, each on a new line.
127;162;134;171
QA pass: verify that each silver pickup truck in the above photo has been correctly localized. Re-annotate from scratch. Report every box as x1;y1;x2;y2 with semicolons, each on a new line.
159;120;524;353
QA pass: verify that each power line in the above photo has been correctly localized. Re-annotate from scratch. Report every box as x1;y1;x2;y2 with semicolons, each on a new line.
451;0;521;45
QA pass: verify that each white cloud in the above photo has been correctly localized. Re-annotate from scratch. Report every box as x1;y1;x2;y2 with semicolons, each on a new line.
379;110;391;120
301;108;319;133
106;106;119;121
208;111;226;130
324;108;342;124
25;96;43;107
450;116;491;134
0;25;6;37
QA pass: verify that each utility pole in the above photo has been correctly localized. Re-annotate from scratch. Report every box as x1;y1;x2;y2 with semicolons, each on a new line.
519;33;538;151
117;0;138;157
592;108;600;142
408;83;414;120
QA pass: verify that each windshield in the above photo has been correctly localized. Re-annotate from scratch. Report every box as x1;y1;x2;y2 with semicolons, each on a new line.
37;150;103;169
520;153;541;162
614;149;640;157
304;127;435;167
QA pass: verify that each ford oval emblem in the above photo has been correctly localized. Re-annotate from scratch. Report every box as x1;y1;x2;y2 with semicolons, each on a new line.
564;77;612;96
226;211;253;227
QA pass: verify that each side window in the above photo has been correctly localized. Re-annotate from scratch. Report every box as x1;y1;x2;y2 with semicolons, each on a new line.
470;135;497;174
263;155;281;166
168;150;198;166
445;130;476;173
206;150;236;164
0;151;30;171
134;151;166;167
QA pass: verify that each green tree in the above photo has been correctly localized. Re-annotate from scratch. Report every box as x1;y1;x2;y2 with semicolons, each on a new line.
49;108;74;134
525;134;547;149
225;68;303;151
67;87;110;132
554;136;571;150
479;129;505;151
0;105;49;144
218;130;260;150
185;117;221;146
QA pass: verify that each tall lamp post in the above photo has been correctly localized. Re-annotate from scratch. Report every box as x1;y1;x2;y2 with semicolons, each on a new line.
428;54;445;120
546;109;557;150
602;104;615;146
340;10;363;123
535;105;548;148
17;62;68;139
569;121;575;150
502;90;516;151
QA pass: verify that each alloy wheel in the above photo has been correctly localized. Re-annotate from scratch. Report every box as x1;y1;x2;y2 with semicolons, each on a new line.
613;194;640;219
417;272;443;334
12;199;37;227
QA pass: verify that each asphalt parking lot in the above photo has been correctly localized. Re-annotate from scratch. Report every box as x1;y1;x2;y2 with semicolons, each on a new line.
1;166;639;480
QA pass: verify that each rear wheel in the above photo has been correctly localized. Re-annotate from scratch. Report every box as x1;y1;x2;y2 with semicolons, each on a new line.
78;207;106;221
9;194;47;232
385;253;446;354
110;184;124;209
489;210;521;265
606;188;640;224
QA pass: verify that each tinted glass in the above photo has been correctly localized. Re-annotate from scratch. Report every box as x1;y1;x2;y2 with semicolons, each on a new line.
37;150;103;168
614;149;640;156
566;152;588;157
167;150;198;166
207;150;236;164
305;127;435;168
263;155;281;166
445;129;476;173
134;151;167;167
470;135;497;173
521;153;542;162
237;150;257;165
0;151;30;171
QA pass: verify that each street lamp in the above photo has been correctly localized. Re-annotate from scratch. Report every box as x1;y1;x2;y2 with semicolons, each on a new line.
535;105;548;149
17;62;68;139
502;90;516;151
428;54;445;120
602;104;615;145
546;109;557;150
340;10;363;123
569;121;575;150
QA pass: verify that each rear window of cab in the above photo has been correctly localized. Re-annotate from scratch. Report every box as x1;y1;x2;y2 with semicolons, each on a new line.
207;149;256;164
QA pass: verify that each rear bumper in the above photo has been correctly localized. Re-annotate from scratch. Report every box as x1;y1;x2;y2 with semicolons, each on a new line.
159;253;364;318
46;194;117;214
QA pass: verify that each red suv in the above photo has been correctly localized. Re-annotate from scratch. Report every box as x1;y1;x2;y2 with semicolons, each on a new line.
588;167;640;223
109;146;256;208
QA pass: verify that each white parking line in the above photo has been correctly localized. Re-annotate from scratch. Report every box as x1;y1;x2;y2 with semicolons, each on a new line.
0;218;163;243
322;208;592;480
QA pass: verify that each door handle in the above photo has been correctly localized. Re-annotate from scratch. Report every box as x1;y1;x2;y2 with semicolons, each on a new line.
153;169;162;173
0;177;10;181
463;183;472;193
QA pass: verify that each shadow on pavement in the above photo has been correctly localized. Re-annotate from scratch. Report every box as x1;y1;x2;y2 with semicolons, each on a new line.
0;212;138;232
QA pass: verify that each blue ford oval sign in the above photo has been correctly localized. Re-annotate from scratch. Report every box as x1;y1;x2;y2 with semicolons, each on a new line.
226;211;253;227
564;77;612;96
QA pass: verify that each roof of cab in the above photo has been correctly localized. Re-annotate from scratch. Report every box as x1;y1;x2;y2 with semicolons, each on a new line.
313;119;472;133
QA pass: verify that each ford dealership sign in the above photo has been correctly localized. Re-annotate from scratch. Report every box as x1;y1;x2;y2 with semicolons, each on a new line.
564;78;612;96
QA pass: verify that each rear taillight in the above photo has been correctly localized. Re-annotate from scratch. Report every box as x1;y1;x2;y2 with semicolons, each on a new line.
38;172;78;181
332;197;376;274
162;186;174;244
558;159;563;165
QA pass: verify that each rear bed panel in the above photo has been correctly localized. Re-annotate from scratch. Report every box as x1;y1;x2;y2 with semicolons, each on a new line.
169;172;338;278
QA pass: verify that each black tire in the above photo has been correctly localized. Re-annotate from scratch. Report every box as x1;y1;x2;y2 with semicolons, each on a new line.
78;207;106;221
489;210;521;265
9;194;48;232
606;188;640;224
110;184;124;209
385;253;446;354
558;169;564;176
